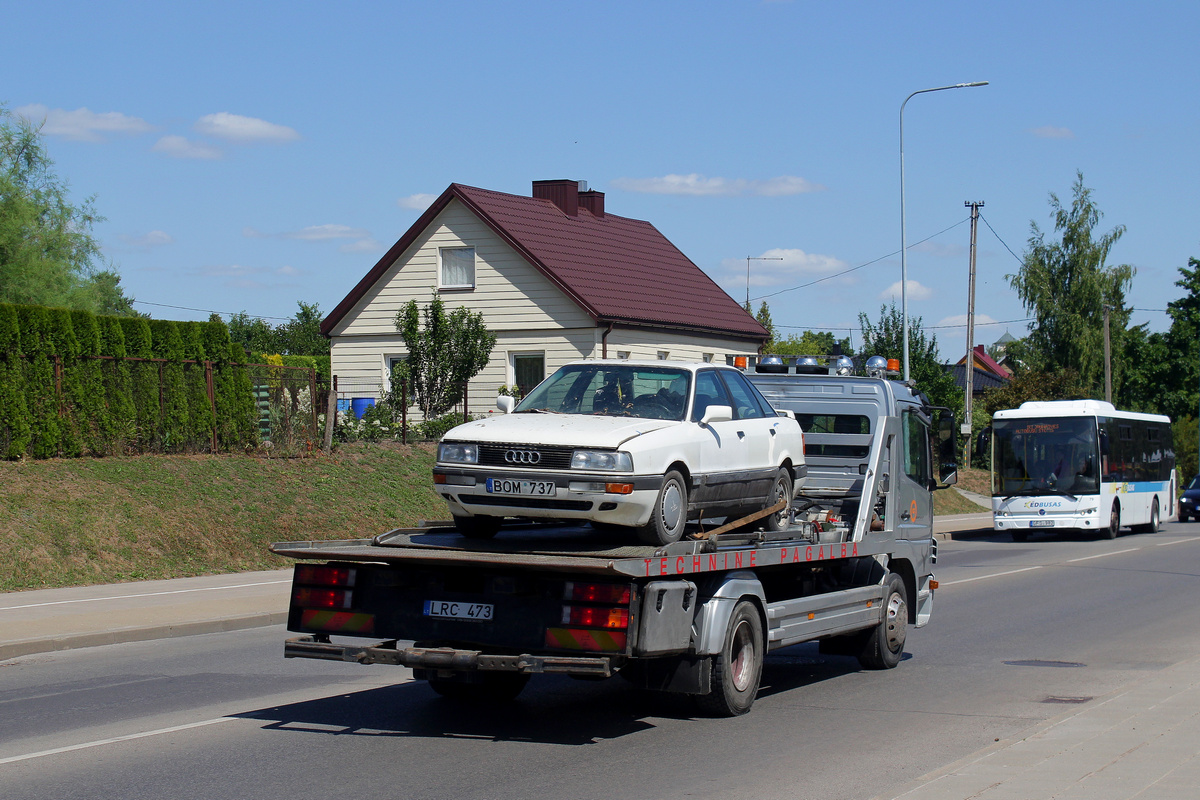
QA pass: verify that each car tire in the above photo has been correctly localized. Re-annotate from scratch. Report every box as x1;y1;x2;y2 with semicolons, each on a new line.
453;514;502;540
637;470;688;546
763;468;794;532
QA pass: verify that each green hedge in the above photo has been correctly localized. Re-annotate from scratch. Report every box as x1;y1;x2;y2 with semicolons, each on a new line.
0;304;268;459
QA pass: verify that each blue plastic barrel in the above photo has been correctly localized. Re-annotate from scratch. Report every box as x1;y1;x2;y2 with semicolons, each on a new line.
350;397;375;419
336;398;351;416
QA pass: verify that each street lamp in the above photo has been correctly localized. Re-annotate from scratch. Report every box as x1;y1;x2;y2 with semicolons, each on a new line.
899;81;988;382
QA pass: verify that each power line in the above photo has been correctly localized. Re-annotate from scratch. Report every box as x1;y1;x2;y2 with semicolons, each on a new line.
750;218;970;303
977;212;1023;264
133;300;292;321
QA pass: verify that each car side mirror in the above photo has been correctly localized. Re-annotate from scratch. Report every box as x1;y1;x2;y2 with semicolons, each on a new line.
775;409;796;420
700;404;733;425
497;395;516;414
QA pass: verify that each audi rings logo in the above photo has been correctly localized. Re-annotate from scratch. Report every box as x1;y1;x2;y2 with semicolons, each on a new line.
505;449;542;465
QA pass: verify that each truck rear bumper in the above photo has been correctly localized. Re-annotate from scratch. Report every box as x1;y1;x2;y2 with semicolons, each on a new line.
284;636;615;677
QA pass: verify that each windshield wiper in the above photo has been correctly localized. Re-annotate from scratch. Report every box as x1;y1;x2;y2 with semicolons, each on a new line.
513;408;561;414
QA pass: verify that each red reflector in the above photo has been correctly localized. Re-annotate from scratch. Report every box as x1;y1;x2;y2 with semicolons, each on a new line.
564;582;631;604
433;473;447;484
545;628;627;652
929;579;940;590
295;564;355;587
293;587;352;610
562;605;629;629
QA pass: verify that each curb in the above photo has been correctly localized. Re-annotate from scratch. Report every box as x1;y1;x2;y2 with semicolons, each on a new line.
0;610;289;662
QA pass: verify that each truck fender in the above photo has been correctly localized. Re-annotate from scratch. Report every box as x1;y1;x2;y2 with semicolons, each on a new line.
691;571;766;656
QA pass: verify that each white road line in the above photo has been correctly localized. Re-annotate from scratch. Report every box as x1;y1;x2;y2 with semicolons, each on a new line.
1065;548;1140;563
940;566;1043;586
1156;537;1200;547
0;717;237;766
0;580;290;611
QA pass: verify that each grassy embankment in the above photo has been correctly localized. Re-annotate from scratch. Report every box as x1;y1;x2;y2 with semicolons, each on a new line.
0;443;445;593
933;467;993;516
0;447;994;593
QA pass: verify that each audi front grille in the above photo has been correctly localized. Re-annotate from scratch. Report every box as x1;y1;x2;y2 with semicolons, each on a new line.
476;444;575;470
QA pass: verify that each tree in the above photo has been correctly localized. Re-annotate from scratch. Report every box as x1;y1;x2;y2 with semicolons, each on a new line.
0;105;138;314
1008;173;1134;397
858;301;962;412
225;311;280;357
753;301;775;346
395;293;496;420
771;331;854;357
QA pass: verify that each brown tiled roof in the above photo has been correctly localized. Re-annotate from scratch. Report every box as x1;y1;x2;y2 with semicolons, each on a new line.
321;182;767;342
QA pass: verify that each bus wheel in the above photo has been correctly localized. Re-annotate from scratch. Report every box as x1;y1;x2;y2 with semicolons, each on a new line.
696;599;763;717
1134;498;1160;534
1102;505;1120;539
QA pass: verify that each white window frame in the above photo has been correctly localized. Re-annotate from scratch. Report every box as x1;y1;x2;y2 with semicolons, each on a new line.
509;351;545;396
438;246;476;290
616;351;630;360
657;350;670;360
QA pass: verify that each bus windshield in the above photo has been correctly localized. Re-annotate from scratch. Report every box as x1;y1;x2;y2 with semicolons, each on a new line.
992;416;1100;497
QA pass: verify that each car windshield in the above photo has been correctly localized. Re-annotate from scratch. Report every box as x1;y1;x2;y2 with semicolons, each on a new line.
515;364;690;420
1188;475;1200;491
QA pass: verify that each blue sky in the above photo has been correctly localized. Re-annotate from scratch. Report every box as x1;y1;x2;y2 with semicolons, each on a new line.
5;1;1197;362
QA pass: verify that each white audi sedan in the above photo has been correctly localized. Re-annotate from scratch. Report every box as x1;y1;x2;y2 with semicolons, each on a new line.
433;360;806;545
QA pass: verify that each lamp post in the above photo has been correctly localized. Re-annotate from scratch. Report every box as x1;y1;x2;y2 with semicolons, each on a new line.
900;81;988;382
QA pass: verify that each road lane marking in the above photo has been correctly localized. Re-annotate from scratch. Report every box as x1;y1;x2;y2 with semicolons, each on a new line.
1065;548;1139;563
940;566;1043;587
1156;537;1200;547
0;717;237;765
0;580;291;611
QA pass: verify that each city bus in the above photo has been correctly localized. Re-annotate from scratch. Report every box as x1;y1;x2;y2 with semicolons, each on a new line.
986;400;1175;541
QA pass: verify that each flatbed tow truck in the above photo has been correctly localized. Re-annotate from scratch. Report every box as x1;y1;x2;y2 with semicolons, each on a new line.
273;355;957;716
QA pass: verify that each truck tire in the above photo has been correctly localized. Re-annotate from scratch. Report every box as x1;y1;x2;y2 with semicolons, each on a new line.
454;514;502;540
1133;498;1160;534
427;672;529;703
857;573;907;670
637;470;688;546
763;468;794;533
1102;504;1120;540
695;599;763;717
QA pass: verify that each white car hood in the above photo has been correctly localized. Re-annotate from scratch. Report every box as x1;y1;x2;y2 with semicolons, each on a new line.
442;413;677;448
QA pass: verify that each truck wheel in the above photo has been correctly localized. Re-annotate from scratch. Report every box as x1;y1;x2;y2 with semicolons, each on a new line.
453;514;501;540
427;672;529;702
1134;498;1160;534
637;470;688;545
857;573;907;670
763;468;793;532
1102;504;1120;540
696;599;763;717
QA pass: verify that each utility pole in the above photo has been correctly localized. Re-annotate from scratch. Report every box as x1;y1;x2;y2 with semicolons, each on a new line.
1103;305;1113;403
963;201;983;464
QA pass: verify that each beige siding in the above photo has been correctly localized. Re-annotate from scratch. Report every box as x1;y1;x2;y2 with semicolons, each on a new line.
603;329;758;364
330;199;593;339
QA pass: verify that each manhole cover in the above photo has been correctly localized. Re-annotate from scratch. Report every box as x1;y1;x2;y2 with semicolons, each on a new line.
1004;660;1086;668
1043;696;1092;704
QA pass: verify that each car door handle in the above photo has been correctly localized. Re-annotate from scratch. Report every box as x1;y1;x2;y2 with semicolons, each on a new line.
737;430;746;439
769;428;776;436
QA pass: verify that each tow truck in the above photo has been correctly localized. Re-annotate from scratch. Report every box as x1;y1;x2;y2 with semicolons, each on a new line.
273;354;957;716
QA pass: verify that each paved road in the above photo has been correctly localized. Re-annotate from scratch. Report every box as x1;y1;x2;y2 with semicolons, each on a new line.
2;521;1198;799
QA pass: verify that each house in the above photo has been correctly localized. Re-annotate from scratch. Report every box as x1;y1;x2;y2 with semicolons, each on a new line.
320;179;768;416
948;343;1012;399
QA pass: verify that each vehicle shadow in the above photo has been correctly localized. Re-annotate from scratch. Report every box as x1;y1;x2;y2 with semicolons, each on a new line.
236;644;871;744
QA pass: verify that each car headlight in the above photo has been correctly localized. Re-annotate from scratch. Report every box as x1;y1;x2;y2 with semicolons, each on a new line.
437;442;478;464
571;450;633;472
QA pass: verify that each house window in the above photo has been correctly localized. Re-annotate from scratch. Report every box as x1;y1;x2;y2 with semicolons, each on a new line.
702;353;714;363
657;351;669;360
439;246;475;289
617;351;630;360
511;352;545;398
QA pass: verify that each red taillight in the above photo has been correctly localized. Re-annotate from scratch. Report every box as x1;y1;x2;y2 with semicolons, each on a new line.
295;564;355;587
561;605;629;629
564;581;631;604
293;587;352;610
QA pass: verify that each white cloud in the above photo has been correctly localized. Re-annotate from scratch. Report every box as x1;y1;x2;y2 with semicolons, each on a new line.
16;104;154;142
611;173;825;197
194;112;300;143
153;135;223;160
398;193;438;210
1031;125;1075;140
119;230;174;249
879;280;932;301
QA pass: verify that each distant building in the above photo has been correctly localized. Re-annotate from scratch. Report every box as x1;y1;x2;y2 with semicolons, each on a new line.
948;343;1012;398
320;179;768;416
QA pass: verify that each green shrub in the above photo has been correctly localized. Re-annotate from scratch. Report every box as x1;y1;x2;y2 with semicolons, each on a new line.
0;304;31;458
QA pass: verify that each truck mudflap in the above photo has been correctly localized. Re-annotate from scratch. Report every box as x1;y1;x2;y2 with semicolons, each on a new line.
284;636;615;677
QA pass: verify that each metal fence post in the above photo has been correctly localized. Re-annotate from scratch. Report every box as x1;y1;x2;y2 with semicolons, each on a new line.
401;377;408;445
